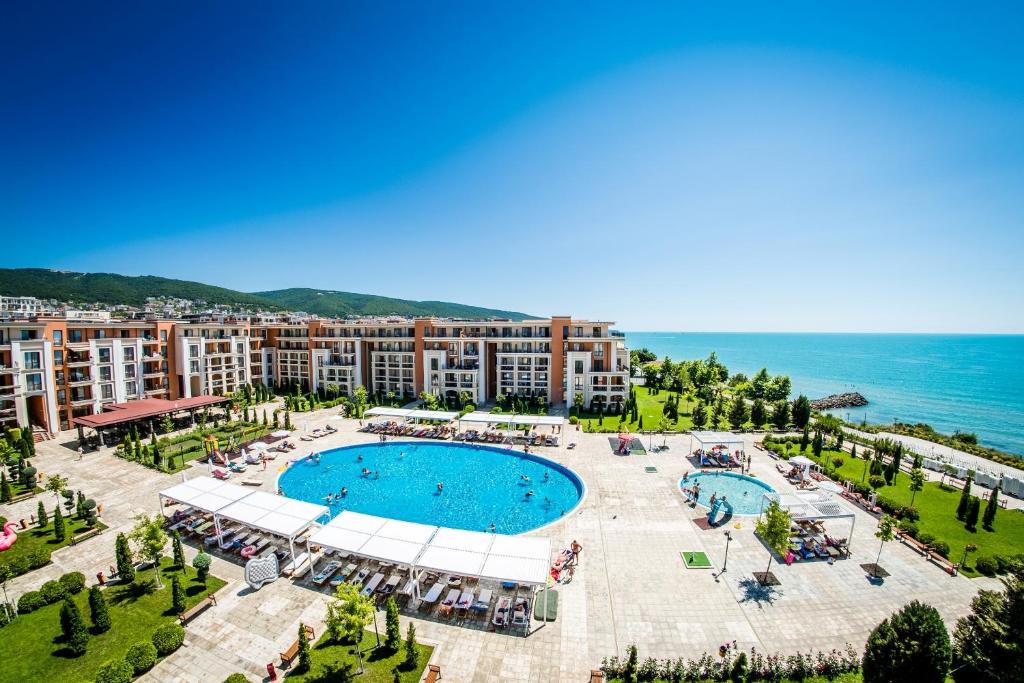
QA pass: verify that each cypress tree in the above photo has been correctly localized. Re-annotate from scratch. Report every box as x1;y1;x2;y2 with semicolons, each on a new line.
384;597;401;651
284;410;292;430
799;425;810;452
812;430;823;458
152;444;162;470
53;505;66;542
956;474;973;520
982;486;999;531
115;533;136;583
88;585;111;633
37;500;48;527
0;471;11;503
403;622;419;670
297;622;312;673
965;497;981;532
60;597;89;656
170;576;186;614
172;531;186;572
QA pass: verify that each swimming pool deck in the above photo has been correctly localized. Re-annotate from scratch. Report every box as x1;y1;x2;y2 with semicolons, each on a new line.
6;408;1000;682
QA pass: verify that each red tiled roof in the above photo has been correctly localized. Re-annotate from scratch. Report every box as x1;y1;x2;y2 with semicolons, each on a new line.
73;395;230;429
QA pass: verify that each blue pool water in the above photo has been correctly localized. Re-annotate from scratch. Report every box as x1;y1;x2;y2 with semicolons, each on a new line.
278;441;584;534
681;471;775;516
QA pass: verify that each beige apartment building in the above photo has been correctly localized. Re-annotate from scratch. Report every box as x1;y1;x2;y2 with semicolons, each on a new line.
1;314;628;436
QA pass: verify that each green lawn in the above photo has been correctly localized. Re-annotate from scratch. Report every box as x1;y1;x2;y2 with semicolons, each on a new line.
155;423;272;471
609;675;862;683
578;386;699;433
0;559;225;683
285;628;433;682
0;513;101;578
765;442;1024;576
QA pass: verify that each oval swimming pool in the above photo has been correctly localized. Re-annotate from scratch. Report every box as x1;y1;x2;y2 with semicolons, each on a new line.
680;471;775;516
278;441;584;534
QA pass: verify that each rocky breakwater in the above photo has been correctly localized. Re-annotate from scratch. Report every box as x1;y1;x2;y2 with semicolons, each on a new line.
811;392;868;410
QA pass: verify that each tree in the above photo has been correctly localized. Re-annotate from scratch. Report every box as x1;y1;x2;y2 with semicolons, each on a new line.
296;622;313;673
128;514;168;587
791;395;812;429
161;414;174;434
325;582;373;644
799;425;810;452
384;596;401;651
885;448;900;485
284;410;292;430
690;402;708;430
952;563;1024;682
403;622;419;670
170;576;186;614
152;444;162;470
0;471;10;503
60;596;89;656
957;476;973;521
771;400;790;430
45;473;68;500
622;644;639;683
37;500;48;527
965;497;981;532
353;385;369;418
909;467;925;508
872;515;896;578
750;399;767;429
115;533;136;583
982;486;1000;531
53;505;66;542
728;398;749;430
754;501;791;584
863;600;951;683
172;531;187;573
193;551;212;584
88;585;111;633
811;430;823;459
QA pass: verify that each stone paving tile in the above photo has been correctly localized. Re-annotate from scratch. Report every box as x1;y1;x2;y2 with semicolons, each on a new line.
4;411;1003;682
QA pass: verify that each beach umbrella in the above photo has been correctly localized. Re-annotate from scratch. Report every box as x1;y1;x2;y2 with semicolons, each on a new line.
271;430;290;438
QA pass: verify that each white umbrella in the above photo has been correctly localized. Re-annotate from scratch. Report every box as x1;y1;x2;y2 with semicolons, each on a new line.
248;442;269;451
818;481;844;494
272;430;290;438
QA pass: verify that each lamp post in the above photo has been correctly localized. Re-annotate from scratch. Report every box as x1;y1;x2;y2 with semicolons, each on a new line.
371;606;380;648
715;530;733;582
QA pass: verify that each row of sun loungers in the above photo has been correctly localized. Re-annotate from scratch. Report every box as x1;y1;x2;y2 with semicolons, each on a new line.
300;425;338;441
455;430;559;446
360;421;453;439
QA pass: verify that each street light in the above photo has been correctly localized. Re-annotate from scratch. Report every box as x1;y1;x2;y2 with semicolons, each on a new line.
715;530;733;582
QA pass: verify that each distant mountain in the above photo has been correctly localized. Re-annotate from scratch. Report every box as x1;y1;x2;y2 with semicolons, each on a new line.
0;268;536;320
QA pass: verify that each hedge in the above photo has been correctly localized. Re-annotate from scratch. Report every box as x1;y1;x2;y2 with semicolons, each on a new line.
16;591;46;614
152;622;186;656
125;641;158;674
59;571;86;595
94;658;134;683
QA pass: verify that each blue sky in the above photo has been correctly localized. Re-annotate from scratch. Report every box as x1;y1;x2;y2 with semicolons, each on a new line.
2;2;1022;332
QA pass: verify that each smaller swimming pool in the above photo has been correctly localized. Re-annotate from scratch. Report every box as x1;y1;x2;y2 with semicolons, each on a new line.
680;471;775;516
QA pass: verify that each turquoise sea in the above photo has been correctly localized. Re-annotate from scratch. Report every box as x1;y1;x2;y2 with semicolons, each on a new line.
624;333;1024;457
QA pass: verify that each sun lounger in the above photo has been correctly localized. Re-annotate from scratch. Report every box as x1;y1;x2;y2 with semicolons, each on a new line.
328;562;358;588
360;572;385;596
378;574;401;595
312;561;342;585
192;520;213;535
472;588;492;613
241;477;263;486
512;597;529;626
293;559;312;579
212;468;230;480
492;595;512;626
349;568;370;585
281;552;310;576
455;590;474;611
438;588;461;616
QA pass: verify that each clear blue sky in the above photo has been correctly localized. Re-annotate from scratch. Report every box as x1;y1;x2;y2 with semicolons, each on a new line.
3;2;1022;332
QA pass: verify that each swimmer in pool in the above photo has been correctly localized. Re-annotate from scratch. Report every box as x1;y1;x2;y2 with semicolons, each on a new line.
489;523;496;532
526;490;535;498
361;468;370;476
437;482;444;492
341;487;348;497
326;493;334;503
543;471;550;482
521;474;530;483
357;454;363;462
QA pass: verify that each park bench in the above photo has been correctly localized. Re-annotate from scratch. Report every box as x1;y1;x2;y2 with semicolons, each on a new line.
425;664;442;682
591;670;606;682
71;527;102;545
280;625;315;666
179;594;217;625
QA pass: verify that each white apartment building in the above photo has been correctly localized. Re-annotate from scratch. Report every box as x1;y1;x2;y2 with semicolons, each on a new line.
174;323;252;397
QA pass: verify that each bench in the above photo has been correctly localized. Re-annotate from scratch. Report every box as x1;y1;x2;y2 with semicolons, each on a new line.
591;670;606;682
280;625;315;666
425;664;442;682
179;594;217;625
71;527;102;545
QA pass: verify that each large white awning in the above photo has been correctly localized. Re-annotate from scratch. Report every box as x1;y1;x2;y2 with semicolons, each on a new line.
458;412;564;427
158;477;252;514
216;490;329;539
364;407;414;419
407;410;459;422
691;431;744;447
308;512;437;565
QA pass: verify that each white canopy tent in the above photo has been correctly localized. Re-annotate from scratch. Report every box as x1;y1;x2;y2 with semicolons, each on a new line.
158;477;253;517
363;407;414;419
690;430;745;449
789;455;816;477
307;512;437;573
458;412;563;428
214;490;329;560
406;410;459;422
759;489;857;549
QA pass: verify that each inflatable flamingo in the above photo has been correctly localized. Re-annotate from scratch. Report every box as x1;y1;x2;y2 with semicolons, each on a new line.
0;521;18;551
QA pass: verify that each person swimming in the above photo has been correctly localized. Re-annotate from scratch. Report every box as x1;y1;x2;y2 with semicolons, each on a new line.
437;482;444;492
326;493;334;503
525;490;535;498
521;474;530;482
488;523;496;532
357;454;363;462
341;487;348;497
361;468;370;476
543;471;550;482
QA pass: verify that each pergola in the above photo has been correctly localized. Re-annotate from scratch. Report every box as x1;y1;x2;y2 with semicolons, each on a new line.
456;412;564;439
363;407;458;423
759;490;857;549
690;430;744;451
74;395;230;445
158;476;252;517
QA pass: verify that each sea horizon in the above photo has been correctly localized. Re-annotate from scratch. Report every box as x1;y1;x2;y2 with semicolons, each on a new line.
623;331;1024;458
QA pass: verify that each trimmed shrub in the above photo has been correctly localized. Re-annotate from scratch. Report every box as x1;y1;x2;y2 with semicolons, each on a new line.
152;623;186;655
89;585;112;633
94;658;133;683
994;554;1015;574
170;576;186;614
863;600;950;683
917;532;936;547
224;675;249;683
17;590;46;614
39;579;67;604
897;519;919;538
975;555;999;576
60;597;89;656
59;571;87;595
930;540;950;558
125;641;158;674
868;475;886;489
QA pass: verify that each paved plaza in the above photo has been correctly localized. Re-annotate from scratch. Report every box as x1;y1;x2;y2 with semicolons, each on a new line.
3;408;1001;682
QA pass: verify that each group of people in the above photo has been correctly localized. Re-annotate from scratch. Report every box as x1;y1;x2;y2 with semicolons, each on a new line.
549;539;583;583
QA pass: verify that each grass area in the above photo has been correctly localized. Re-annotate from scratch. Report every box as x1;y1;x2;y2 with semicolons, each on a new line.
285;628;433;682
609;675;862;683
0;558;225;683
765;441;1024;576
577;386;700;433
149;422;272;472
0;513;102;577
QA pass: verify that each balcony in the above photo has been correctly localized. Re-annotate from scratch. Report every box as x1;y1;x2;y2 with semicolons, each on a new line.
143;370;165;379
71;396;93;406
68;374;92;385
0;364;19;374
145;387;168;396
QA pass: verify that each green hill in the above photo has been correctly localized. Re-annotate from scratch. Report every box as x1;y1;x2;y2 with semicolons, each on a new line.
254;288;533;320
0;268;536;320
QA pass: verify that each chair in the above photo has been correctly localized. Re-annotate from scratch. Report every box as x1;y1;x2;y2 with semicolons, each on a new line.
455;590;474;613
360;572;385;596
492;595;512;626
349;568;370;586
312;561;341;585
420;582;443;607
471;588;492;613
438;589;461;616
281;552;310;577
512;597;529;626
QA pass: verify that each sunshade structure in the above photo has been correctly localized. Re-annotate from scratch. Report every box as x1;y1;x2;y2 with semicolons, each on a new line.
458;412;564;428
158;476;252;516
789;455;815;477
308;512;435;570
759;489;857;549
406;409;459;422
690;431;744;450
364;407;413;419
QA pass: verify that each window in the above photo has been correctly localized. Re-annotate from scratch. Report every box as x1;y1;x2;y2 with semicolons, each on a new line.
57;389;66;402
160;330;167;341
575;327;582;337
26;373;43;392
95;348;111;363
123;347;135;361
21;329;37;340
23;351;40;369
160;345;168;357
120;330;130;338
56;370;65;385
190;346;199;358
190;360;199;373
53;350;63;366
124;364;135;378
236;343;244;354
101;384;113;399
69;330;82;343
99;366;112;381
126;381;137;395
53;330;63;345
96;330;106;339
574;360;584;374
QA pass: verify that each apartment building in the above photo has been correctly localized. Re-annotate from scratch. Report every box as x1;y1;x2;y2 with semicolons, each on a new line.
1;313;627;435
